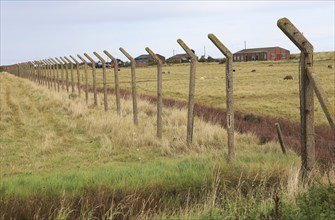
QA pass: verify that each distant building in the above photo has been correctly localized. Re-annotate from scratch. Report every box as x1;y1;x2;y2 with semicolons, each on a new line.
166;54;191;63
233;47;290;62
134;54;165;67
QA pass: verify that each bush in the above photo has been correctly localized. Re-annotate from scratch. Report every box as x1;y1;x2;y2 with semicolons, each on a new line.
282;184;335;220
297;184;335;220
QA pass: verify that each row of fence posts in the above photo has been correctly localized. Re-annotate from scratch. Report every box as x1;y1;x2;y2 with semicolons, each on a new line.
3;18;334;179
3;34;236;161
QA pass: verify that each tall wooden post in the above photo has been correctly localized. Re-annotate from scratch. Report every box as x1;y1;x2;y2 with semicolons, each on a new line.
42;60;51;89
64;56;75;93
120;47;138;126
104;50;121;116
208;33;235;161
93;52;108;111
39;61;45;86
84;53;98;106
277;17;315;178
70;55;81;97
45;60;53;89
59;57;69;92
145;47;163;139
177;39;197;146
48;59;57;91
77;54;89;105
55;58;64;90
50;58;60;92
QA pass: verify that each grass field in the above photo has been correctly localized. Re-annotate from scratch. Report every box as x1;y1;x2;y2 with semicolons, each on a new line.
1;52;334;219
81;52;335;125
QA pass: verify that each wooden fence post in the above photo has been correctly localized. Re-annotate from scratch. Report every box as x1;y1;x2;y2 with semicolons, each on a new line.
48;59;57;91
59;57;69;92
93;51;108;111
120;47;138;126
42;60;51;89
277;17;315;178
70;55;81;97
84;53;98;106
77;54;89;105
177;39;197;146
208;33;235;161
50;58;60;92
40;60;45;86
64;56;75;93
45;60;54;90
55;58;64;90
275;123;287;155
104;50;121;116
145;47;163;139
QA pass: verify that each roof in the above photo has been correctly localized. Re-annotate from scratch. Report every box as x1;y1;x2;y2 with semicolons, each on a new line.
167;53;190;60
135;54;165;62
135;54;151;62
234;47;288;54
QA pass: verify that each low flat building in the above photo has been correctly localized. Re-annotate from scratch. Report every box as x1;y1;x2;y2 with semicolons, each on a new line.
135;54;165;67
233;47;290;62
166;54;191;63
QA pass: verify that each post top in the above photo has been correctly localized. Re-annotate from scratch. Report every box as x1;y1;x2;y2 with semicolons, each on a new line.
70;55;80;64
177;39;197;60
93;51;106;63
103;50;116;62
84;53;96;64
119;47;134;62
277;17;313;54
145;47;163;64
208;33;232;58
77;54;87;63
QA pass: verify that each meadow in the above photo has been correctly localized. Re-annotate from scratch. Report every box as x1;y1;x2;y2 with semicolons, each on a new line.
0;52;334;219
90;51;335;125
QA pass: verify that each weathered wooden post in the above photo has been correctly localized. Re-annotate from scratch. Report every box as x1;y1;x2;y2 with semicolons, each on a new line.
145;47;163;139
39;60;45;86
278;18;335;178
70;55;81;97
34;61;40;85
275;123;287;155
104;50;121;115
84;53;98;106
120;47;138;126
37;61;42;85
77;54;89;105
64;56;75;93
31;61;38;83
177;39;197;146
278;18;315;178
55;57;64;90
49;59;57;91
59;57;70;92
93;51;108;111
50;59;60;92
51;58;60;92
208;33;235;161
45;60;53;89
42;60;51;89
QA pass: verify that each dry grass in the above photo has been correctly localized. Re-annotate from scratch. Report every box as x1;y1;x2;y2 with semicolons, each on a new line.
1;72;293;177
83;52;335;125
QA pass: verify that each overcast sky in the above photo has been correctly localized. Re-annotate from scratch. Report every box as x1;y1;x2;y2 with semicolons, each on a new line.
1;0;334;65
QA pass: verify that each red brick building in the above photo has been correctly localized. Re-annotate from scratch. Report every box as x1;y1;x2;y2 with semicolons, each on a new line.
233;47;290;62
